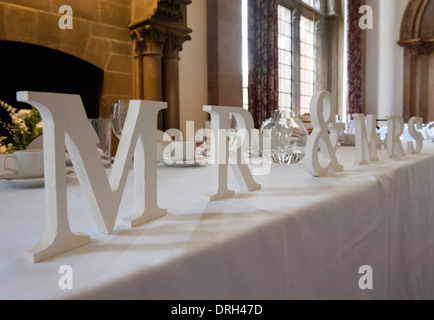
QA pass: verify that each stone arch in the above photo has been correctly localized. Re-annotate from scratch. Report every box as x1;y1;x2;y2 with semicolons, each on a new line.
399;0;434;121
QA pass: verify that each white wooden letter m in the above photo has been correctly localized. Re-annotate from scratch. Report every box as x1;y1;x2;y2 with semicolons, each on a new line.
17;92;167;263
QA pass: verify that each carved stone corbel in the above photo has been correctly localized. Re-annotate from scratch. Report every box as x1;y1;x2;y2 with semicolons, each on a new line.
131;25;166;57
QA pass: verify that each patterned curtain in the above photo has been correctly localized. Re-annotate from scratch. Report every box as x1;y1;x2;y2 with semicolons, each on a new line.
248;0;279;129
346;0;362;115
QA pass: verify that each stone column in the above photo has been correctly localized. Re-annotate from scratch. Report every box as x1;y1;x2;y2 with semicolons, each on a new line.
131;25;165;128
130;0;192;131
206;0;243;108
131;26;165;101
403;48;413;121
323;0;346;118
163;34;184;130
327;17;340;108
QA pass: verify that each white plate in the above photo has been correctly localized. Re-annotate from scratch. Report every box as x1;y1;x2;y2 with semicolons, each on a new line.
162;152;208;168
1;170;75;189
424;122;434;140
3;177;45;189
163;161;202;168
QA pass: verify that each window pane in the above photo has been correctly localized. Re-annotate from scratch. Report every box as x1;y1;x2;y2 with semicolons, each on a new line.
302;0;320;10
243;88;249;106
278;5;292;111
299;15;315;115
242;0;248;110
243;2;317;116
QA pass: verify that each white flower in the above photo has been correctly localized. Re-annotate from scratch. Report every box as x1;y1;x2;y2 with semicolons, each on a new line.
17;109;32;119
6;105;16;113
11;116;28;133
0;100;42;152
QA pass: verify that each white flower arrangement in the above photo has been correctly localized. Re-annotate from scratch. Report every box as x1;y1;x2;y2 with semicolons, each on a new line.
0;100;43;154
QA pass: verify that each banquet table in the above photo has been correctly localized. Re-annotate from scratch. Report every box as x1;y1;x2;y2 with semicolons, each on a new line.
1;142;434;300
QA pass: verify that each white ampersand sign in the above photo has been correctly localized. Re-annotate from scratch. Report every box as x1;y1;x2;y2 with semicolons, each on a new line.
305;91;344;177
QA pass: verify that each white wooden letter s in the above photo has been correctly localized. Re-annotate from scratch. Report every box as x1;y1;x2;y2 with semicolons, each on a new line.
407;117;424;154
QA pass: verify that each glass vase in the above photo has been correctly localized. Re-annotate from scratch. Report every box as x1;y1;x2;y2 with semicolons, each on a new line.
260;109;309;165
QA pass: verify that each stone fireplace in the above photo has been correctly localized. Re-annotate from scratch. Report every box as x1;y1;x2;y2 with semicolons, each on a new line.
0;0;134;119
0;0;191;131
0;40;104;118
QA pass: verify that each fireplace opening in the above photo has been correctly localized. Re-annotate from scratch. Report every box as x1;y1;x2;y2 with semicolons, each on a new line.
0;40;104;141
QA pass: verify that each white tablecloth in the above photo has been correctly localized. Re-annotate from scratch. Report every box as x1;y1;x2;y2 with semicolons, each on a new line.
1;143;434;300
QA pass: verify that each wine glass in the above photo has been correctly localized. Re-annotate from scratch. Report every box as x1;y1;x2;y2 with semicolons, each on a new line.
195;121;211;163
110;100;130;140
110;100;133;168
228;112;238;150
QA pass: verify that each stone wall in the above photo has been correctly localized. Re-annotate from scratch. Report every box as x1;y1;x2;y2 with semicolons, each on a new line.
0;0;134;117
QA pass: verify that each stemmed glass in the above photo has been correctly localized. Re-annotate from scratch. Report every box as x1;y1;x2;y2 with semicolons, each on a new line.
110;100;133;168
228;112;238;149
110;100;130;140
